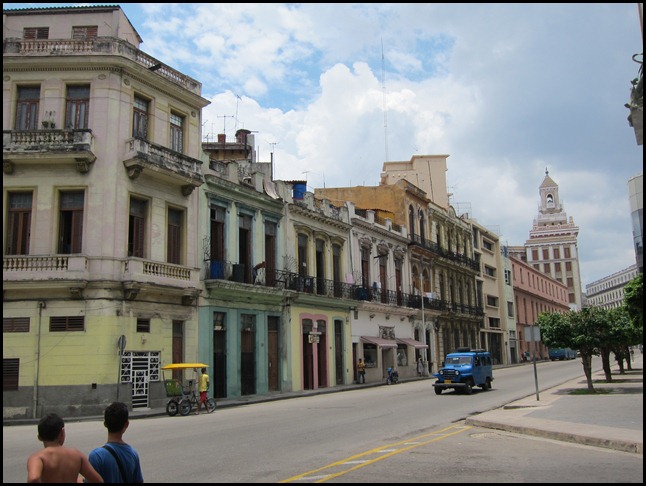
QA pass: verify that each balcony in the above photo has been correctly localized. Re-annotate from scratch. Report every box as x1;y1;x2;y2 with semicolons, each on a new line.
3;37;201;95
408;235;480;271
123;137;204;195
3;129;96;174
3;255;199;299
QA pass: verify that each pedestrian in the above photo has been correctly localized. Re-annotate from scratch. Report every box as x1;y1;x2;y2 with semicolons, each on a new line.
196;367;210;415
88;402;144;483
357;358;366;384
417;357;424;376
27;413;103;483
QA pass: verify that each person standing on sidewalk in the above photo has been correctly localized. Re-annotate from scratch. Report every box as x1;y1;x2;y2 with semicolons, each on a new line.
196;367;210;414
357;358;366;384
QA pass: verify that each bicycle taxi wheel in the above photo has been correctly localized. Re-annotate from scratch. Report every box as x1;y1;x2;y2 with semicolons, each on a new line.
166;398;179;416
206;397;216;413
179;398;192;416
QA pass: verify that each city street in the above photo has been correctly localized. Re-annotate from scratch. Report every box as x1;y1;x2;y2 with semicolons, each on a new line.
3;359;642;483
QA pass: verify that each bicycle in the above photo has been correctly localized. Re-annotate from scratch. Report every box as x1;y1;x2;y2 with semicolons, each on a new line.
178;380;216;416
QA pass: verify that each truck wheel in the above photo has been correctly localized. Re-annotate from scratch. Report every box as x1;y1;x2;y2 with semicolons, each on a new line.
464;380;473;395
484;378;492;390
434;387;442;395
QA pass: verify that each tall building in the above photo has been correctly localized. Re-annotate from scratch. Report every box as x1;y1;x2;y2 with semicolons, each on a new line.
3;6;209;419
627;172;643;273
470;221;508;365
585;264;640;309
510;170;583;310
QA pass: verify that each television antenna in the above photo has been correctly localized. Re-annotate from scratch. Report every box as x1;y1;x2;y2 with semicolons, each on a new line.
381;38;389;163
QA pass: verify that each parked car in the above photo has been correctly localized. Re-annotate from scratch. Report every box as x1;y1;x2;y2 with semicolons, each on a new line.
548;348;577;360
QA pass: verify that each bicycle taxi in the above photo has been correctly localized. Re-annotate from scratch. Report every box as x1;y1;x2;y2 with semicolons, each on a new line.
161;362;216;416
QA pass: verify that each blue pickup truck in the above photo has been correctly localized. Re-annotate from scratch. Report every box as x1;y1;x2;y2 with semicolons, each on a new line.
433;348;494;395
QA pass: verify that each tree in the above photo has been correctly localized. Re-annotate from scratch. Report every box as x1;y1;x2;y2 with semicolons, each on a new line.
623;273;643;331
537;307;608;392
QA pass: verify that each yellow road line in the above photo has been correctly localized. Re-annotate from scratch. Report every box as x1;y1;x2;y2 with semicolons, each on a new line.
280;423;473;483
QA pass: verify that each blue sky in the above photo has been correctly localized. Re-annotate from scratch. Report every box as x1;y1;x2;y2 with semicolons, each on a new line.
5;3;643;288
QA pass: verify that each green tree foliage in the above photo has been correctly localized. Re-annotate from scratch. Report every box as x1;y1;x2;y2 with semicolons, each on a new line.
623;273;643;331
537;307;607;391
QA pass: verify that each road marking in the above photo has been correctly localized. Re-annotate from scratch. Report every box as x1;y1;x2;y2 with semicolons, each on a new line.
280;422;473;483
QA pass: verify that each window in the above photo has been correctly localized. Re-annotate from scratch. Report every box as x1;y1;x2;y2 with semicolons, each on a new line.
486;295;498;307
565;261;572;271
170;112;184;152
483;239;493;252
167;207;183;264
564;247;571;258
133;96;149;139
3;358;19;391
555;262;561;272
136;318;150;333
3;317;30;333
213;312;226;330
210;205;226;263
507;301;514;316
484;265;496;278
72;25;98;39
542;249;549;259
298;234;308;276
23;27;49;39
504;269;512;285
488;317;500;328
397;344;408;366
6;192;32;255
65;85;90;129
15;86;40;130
531;249;538;260
49;316;85;332
58;191;84;254
363;344;377;367
128;197;147;258
553;248;560;259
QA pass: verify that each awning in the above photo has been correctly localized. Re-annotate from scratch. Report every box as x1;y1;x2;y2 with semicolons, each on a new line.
396;338;429;349
360;336;397;348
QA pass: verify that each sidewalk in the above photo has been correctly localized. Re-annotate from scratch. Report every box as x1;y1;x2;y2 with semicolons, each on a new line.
466;354;643;454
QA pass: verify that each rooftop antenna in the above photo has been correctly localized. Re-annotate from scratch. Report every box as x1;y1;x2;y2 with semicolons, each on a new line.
381;38;389;163
268;141;278;179
217;115;234;136
234;94;242;132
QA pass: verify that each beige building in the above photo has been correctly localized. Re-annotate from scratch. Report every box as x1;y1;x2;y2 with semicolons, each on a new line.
585;264;640;310
510;170;583;310
317;156;482;369
3;6;209;418
470;221;507;365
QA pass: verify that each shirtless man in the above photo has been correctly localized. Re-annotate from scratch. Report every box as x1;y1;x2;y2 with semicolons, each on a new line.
27;413;103;483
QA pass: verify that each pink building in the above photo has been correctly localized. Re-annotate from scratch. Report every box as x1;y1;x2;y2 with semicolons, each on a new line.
511;257;570;361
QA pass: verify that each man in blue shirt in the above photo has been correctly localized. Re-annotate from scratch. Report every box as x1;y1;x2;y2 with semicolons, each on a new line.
88;402;144;483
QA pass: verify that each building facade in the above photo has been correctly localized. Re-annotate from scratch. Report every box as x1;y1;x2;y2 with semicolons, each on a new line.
511;257;570;361
510;170;584;310
627;172;643;273
584;264;640;310
3;6;209;418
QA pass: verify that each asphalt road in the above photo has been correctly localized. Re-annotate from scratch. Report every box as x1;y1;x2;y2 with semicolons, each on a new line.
3;358;643;483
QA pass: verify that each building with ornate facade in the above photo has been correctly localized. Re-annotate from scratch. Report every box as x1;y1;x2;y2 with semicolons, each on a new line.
3;6;209;418
509;170;584;310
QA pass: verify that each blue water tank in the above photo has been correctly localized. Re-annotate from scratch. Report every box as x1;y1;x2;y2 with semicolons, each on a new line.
293;182;306;200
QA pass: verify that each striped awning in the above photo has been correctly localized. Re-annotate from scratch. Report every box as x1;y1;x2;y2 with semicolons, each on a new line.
396;338;429;349
360;336;398;348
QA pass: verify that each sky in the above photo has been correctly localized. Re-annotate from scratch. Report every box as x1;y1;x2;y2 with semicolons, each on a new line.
5;3;643;288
